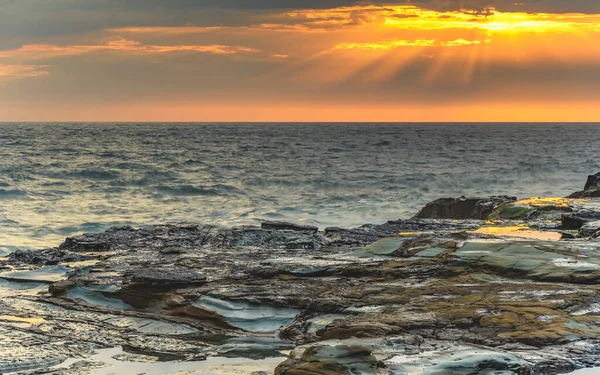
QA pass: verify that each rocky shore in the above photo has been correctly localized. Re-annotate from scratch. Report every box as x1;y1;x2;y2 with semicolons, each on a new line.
2;173;600;374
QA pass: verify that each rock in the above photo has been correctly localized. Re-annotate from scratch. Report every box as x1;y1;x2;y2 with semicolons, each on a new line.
275;346;382;375
581;188;600;198
163;293;188;308
194;296;300;332
580;221;600;238
261;221;319;233
7;248;87;266
127;268;207;291
562;214;588;230
351;236;453;258
48;280;76;296
59;237;112;252
585;172;600;191
568;172;600;198
414;196;516;220
5;174;600;374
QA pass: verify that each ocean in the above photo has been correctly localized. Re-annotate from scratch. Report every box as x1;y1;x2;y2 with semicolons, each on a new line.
0;122;599;253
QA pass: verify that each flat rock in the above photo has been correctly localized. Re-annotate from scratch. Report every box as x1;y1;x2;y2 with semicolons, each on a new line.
127;268;207;290
261;221;319;233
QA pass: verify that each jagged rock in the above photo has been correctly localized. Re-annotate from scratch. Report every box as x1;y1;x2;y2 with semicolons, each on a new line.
261;221;319;233
568;172;600;198
585;173;600;191
414;196;516;220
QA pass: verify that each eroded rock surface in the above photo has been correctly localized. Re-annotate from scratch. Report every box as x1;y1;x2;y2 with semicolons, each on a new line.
2;175;600;374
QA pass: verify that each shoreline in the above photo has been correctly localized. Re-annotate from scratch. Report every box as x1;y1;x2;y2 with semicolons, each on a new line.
0;173;599;374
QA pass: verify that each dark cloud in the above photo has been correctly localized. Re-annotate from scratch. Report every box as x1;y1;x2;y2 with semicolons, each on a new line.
1;0;599;47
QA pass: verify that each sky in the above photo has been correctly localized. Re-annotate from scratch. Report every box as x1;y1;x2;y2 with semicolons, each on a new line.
1;0;600;122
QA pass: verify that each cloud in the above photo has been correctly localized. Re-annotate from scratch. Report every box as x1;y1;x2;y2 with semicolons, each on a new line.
0;64;49;78
0;38;260;60
2;1;600;45
1;1;600;121
335;38;488;50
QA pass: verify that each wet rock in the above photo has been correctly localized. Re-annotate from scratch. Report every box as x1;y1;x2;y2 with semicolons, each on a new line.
59;237;112;252
562;214;589;230
275;346;382;375
163;293;188;308
4;172;600;374
49;280;77;296
396;349;527;375
261;221;319;233
585;173;600;191
195;296;300;332
580;221;600;238
351;236;454;258
126;268;207;291
568;172;600;198
7;248;87;266
414;196;516;220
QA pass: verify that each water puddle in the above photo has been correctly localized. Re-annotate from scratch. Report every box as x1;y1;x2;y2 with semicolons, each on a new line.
104;316;198;335
0;265;70;283
54;346;286;375
194;296;300;332
350;237;403;257
0;278;47;292
68;285;160;312
217;337;295;359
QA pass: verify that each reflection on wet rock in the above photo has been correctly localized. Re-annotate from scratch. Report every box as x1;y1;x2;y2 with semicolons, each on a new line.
195;296;300;333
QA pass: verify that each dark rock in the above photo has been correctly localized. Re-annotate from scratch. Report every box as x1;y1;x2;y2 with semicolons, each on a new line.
59;237;112;252
580;221;600;238
275;346;381;375
48;280;77;296
7;249;87;266
568;172;600;197
414;196;516;220
585;172;600;191
261;221;319;233
562;214;588;230
582;188;600;198
285;242;315;250
560;232;576;240
126;268;207;291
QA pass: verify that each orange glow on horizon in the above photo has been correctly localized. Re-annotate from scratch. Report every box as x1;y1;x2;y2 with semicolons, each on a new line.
1;4;600;121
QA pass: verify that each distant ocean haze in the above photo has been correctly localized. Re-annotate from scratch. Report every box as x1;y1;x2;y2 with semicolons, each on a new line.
0;122;598;253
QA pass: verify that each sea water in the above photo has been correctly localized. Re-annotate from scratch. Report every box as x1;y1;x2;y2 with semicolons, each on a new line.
0;122;598;252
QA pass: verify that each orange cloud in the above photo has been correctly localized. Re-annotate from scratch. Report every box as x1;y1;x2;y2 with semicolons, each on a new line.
335;38;490;50
0;64;49;78
0;38;260;59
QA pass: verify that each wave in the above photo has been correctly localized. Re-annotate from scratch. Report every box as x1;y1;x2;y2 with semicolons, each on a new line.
156;185;219;197
0;189;27;198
